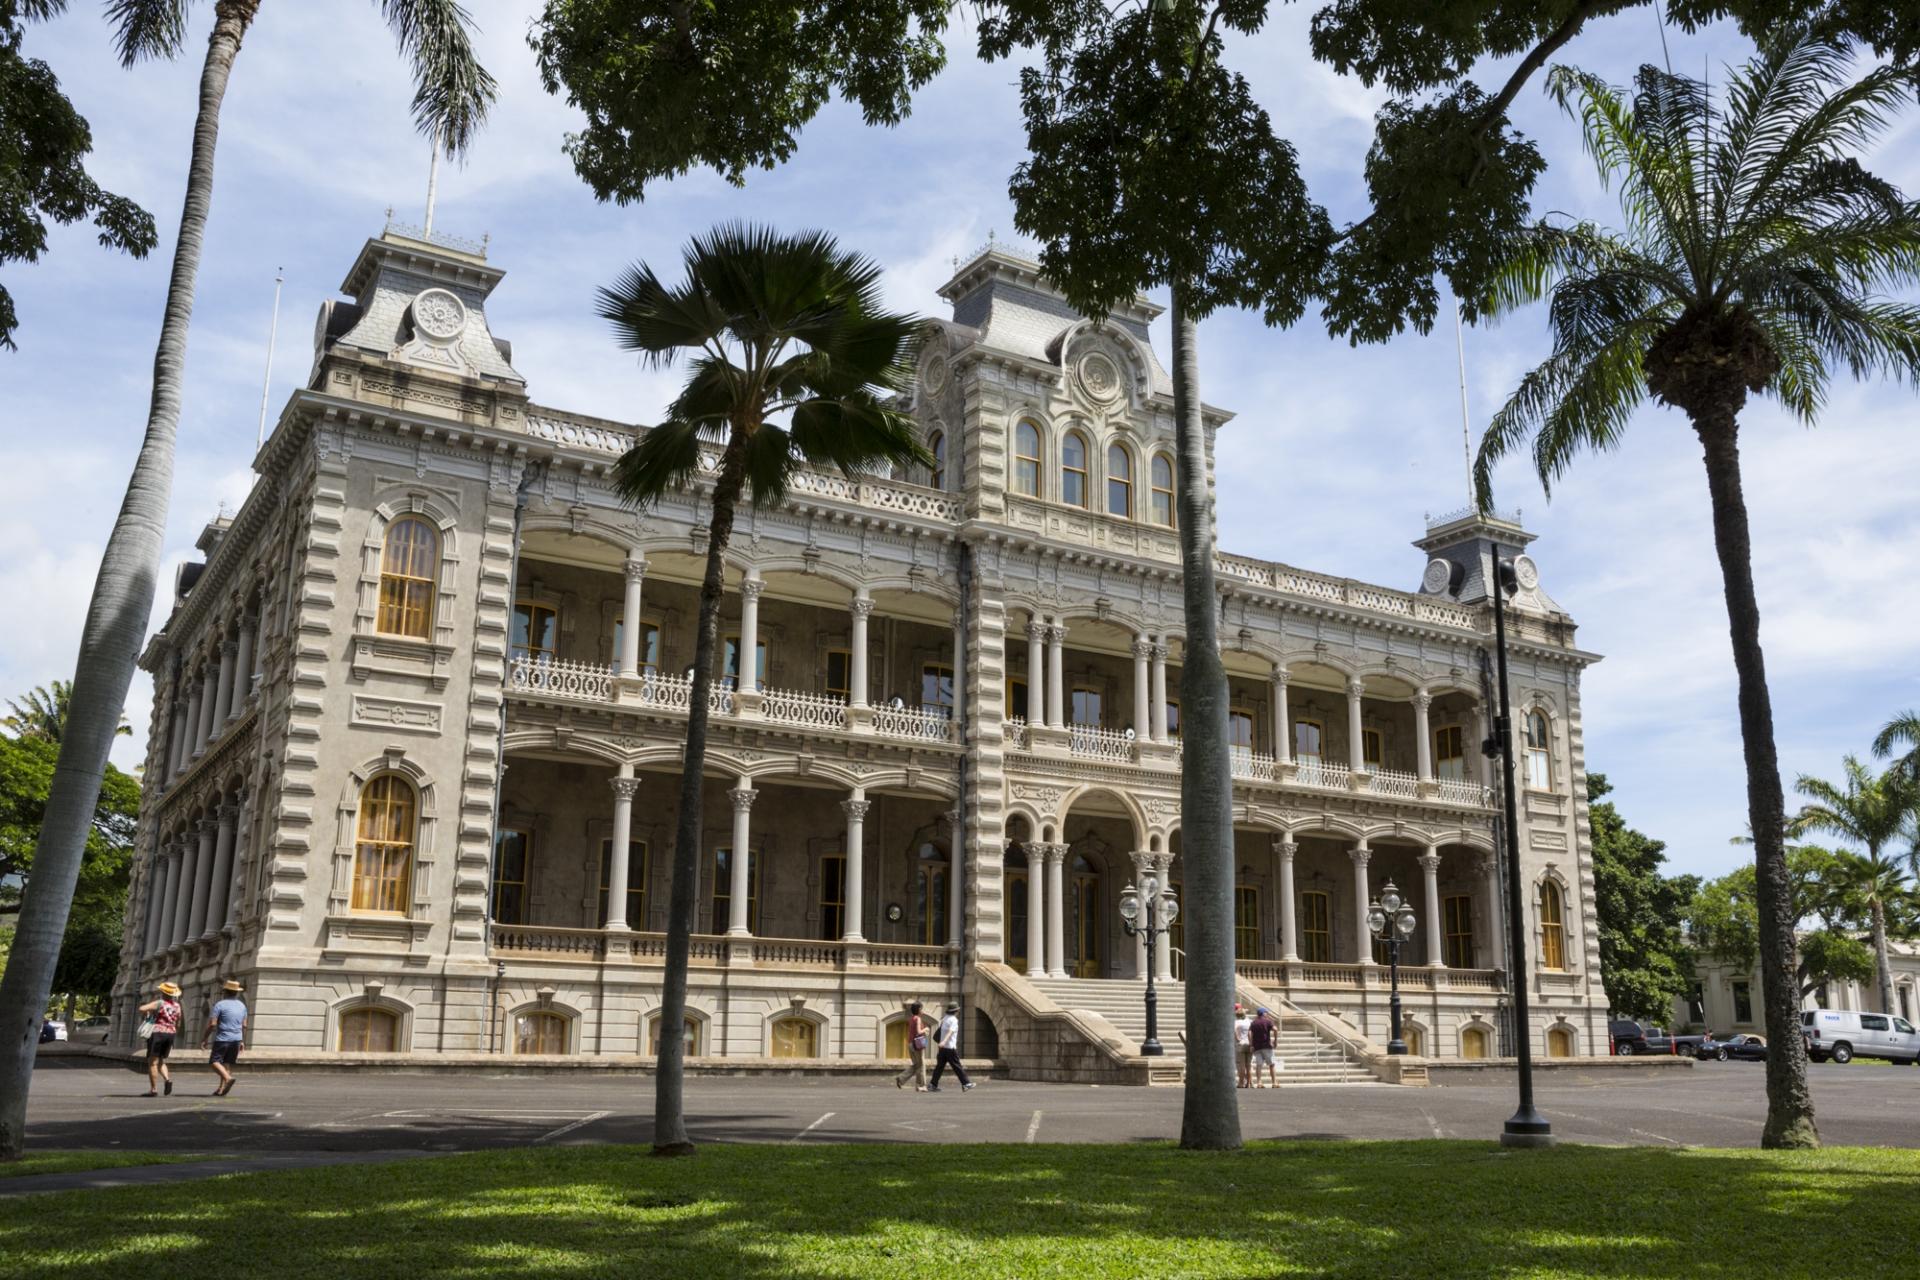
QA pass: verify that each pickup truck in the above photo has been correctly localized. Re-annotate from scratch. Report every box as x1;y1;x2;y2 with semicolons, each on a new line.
1609;1020;1704;1056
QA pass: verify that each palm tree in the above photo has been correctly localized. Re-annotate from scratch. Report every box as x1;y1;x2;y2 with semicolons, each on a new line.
599;224;930;1155
1792;757;1917;1016
1473;33;1920;1149
0;0;494;1163
2;683;132;744
1872;711;1920;790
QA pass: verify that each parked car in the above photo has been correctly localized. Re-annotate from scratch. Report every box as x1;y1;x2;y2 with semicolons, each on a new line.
72;1016;112;1044
37;1019;66;1044
1697;1033;1767;1061
1801;1009;1920;1065
1609;1020;1701;1055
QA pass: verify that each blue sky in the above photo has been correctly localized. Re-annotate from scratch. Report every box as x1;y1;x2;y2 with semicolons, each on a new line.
6;3;1918;880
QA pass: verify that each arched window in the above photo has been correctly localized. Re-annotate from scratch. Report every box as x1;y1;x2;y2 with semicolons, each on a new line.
647;1013;700;1057
515;1010;569;1055
929;430;947;489
1539;881;1567;970
1546;1026;1575;1058
1061;430;1090;508
376;516;438;639
512;601;558;665
1403;1025;1425;1056
770;1015;818;1058
884;1015;912;1060
1300;890;1332;963
339;1006;398;1052
1014;421;1042;496
1461;1025;1491;1059
1150;454;1174;526
351;775;416;914
1106;444;1132;517
1525;710;1552;788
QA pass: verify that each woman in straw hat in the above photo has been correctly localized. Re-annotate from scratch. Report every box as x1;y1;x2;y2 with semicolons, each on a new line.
136;982;183;1096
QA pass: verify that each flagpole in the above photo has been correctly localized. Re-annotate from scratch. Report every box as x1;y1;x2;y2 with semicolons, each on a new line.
1454;302;1474;508
255;269;284;451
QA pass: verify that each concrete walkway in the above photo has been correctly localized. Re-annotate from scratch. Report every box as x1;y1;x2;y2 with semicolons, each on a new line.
0;1150;431;1198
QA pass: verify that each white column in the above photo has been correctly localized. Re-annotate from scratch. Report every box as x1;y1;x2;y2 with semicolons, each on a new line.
1482;850;1506;971
1347;678;1367;773
161;844;185;949
1025;616;1045;724
210;638;237;731
1045;843;1068;978
230;622;255;720
193;667;217;757
185;818;216;941
606;766;638;929
1414;692;1434;783
841;793;869;941
1025;843;1047;975
1046;623;1066;728
1149;642;1169;742
946;807;965;950
166;695;189;778
738;573;763;691
143;851;169;955
1154;855;1173;981
726;783;755;935
1421;846;1444;968
1272;667;1291;763
618;558;647;678
201;804;239;940
1276;837;1299;961
849;594;873;708
1130;637;1151;738
1350;841;1372;964
1471;702;1490;782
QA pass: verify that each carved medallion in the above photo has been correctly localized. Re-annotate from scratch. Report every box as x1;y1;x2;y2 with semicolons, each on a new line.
412;289;468;343
922;353;949;395
1514;555;1540;590
1076;351;1122;405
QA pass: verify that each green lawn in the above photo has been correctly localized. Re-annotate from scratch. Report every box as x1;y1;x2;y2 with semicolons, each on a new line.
2;1141;1916;1278
0;1150;201;1180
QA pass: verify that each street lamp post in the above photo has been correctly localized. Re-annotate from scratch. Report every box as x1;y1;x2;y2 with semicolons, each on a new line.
1119;875;1179;1057
1366;881;1419;1055
1487;554;1554;1148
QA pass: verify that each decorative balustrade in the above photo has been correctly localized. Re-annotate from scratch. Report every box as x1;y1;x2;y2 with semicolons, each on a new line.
490;924;606;959
872;701;954;743
1368;767;1422;799
1293;759;1352;792
751;938;846;967
1230;749;1276;782
634;671;734;716
1004;716;1029;750
1433;776;1494;807
1296;962;1366;986
508;656;613;703
867;943;953;971
760;686;848;731
1212;552;1479;631
1235;958;1500;993
494;925;951;974
1069;724;1135;763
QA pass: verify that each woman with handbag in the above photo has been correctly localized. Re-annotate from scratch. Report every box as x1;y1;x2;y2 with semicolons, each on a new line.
893;1001;930;1092
136;982;183;1097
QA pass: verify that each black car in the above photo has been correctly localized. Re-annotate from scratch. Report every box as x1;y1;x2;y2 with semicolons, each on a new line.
1609;1019;1650;1055
1698;1033;1767;1061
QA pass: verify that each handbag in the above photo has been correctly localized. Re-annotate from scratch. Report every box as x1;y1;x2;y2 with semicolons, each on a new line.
911;1033;929;1052
136;1016;157;1040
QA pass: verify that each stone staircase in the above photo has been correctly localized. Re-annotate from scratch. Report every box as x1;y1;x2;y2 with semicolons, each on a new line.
1024;977;1377;1085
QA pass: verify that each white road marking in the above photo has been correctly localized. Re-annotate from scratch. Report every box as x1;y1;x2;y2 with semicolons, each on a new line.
790;1111;835;1143
1542;1107;1681;1146
535;1111;609;1144
1414;1106;1443;1139
1025;1110;1044;1143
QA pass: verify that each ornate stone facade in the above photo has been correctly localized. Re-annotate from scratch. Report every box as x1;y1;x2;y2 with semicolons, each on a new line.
109;229;1608;1072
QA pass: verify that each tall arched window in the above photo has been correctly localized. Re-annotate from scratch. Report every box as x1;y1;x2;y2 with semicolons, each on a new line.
1461;1025;1491;1059
1150;454;1174;526
376;516;438;639
352;775;416;914
1061;430;1090;508
1525;710;1552;788
1106;444;1132;517
1539;881;1567;970
929;430;947;489
339;1006;398;1052
515;1011;569;1055
1014;421;1042;496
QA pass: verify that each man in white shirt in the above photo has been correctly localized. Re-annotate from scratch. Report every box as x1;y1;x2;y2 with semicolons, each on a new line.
1234;1003;1253;1089
927;1002;975;1092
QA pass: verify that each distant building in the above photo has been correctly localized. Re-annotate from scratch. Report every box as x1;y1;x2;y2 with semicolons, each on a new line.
112;226;1607;1073
1679;940;1920;1031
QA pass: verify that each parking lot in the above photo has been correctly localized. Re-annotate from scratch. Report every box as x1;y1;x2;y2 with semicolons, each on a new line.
20;1057;1920;1156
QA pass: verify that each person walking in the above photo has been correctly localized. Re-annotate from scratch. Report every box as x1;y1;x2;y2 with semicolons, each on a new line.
204;979;248;1097
1249;1006;1280;1088
927;1002;974;1092
1234;1003;1253;1089
894;1001;930;1092
136;982;183;1097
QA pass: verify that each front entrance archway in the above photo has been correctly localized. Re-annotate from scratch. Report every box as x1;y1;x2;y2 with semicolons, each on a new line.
1070;855;1101;977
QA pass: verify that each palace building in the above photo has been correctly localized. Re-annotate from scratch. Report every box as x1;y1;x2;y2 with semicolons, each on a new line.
109;225;1608;1079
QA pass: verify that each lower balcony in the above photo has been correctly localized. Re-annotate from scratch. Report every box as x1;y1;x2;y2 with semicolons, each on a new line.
490;924;955;976
1234;958;1503;995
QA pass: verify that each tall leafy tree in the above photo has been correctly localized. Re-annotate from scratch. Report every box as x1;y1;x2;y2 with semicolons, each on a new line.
599;224;928;1155
1472;33;1920;1149
0;0;496;1163
1588;774;1695;1022
1792;757;1918;1015
0;0;158;350
1689;844;1873;999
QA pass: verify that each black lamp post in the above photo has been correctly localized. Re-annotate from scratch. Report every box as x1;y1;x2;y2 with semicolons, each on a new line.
1367;881;1418;1055
1119;875;1179;1057
1487;555;1553;1148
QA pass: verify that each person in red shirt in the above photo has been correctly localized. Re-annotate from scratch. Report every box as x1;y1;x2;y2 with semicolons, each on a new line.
137;981;183;1097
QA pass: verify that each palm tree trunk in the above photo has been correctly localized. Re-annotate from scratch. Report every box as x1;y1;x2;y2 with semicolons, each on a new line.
1169;283;1241;1152
651;433;747;1156
1871;899;1893;1015
0;0;256;1162
1695;411;1816;1149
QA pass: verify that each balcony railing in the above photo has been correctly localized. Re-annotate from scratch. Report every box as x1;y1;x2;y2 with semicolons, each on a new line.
1434;776;1494;807
761;687;848;731
1069;724;1134;763
509;655;612;702
636;670;734;715
1369;767;1422;800
490;924;952;973
1236;958;1501;992
1005;716;1029;750
872;701;954;743
1230;748;1276;782
1293;759;1352;792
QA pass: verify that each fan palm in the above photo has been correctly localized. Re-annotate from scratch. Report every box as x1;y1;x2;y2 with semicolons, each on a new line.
1792;757;1918;1016
1474;32;1920;1149
2;682;132;744
0;0;494;1163
599;224;930;1156
1872;711;1920;790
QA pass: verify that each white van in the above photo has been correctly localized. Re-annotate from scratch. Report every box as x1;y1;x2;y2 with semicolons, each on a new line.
1801;1008;1920;1064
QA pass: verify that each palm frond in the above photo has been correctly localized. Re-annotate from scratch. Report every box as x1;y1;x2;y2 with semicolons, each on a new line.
611;419;713;510
379;0;497;157
103;0;189;65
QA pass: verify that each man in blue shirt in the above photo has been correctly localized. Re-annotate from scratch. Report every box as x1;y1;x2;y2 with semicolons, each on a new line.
204;979;248;1096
